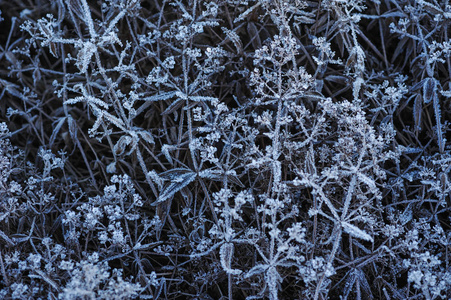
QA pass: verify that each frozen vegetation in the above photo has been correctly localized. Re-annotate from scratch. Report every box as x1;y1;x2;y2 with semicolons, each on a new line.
0;0;450;299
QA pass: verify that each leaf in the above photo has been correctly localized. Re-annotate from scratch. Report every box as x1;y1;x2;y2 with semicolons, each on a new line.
410;78;426;92
188;96;218;102
380;11;407;18
162;98;184;115
0;229;15;246
433;92;444;153
342;221;373;242
355;268;373;299
32;268;61;291
418;0;443;14
67;115;78;141
198;168;222;180
113;135;132;156
247;22;261;50
0;79;22;99
413;94;422;132
49;42;59;58
65;95;109;110
400;205;412;226
137;129;155;145
234;2;261;23
228;173;245;187
76;41;96;73
353;240;371;254
106;161;116;173
67;0;85;22
0;213;9;223
356;172;376;193
324;75;348;85
159;168;194;181
310;13;329;33
161;144;175;165
423;77;437;104
103;111;126;130
305;144;316;175
294;15;316;24
152;170;196;205
142;91;177;102
63;96;84;106
399;146;423;154
342;270;357;300
244;264;268;279
222;27;242;54
440;89;451;97
49;117;67;146
391;36;409;65
220;243;242;275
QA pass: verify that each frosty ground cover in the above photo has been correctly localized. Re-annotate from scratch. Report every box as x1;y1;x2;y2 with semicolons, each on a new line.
0;0;450;299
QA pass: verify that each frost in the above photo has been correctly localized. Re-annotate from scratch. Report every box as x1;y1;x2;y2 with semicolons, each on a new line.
1;0;450;299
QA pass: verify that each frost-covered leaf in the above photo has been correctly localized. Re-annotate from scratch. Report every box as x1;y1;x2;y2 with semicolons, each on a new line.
342;222;373;242
153;170;196;205
418;0;443;14
49;117;67;146
162;98;184;115
220;243;242;275
423;77;437;104
439;89;451;97
413;94;422;132
188;96;218;102
244;264;268;279
356;172;377;193
159;168;194;181
0;229;15;246
143;91;177;102
106;161;116;173
198;168;222;180
64;95;109;110
234;3;261;23
76;41;96;73
137;130;155;145
113;136;132;156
